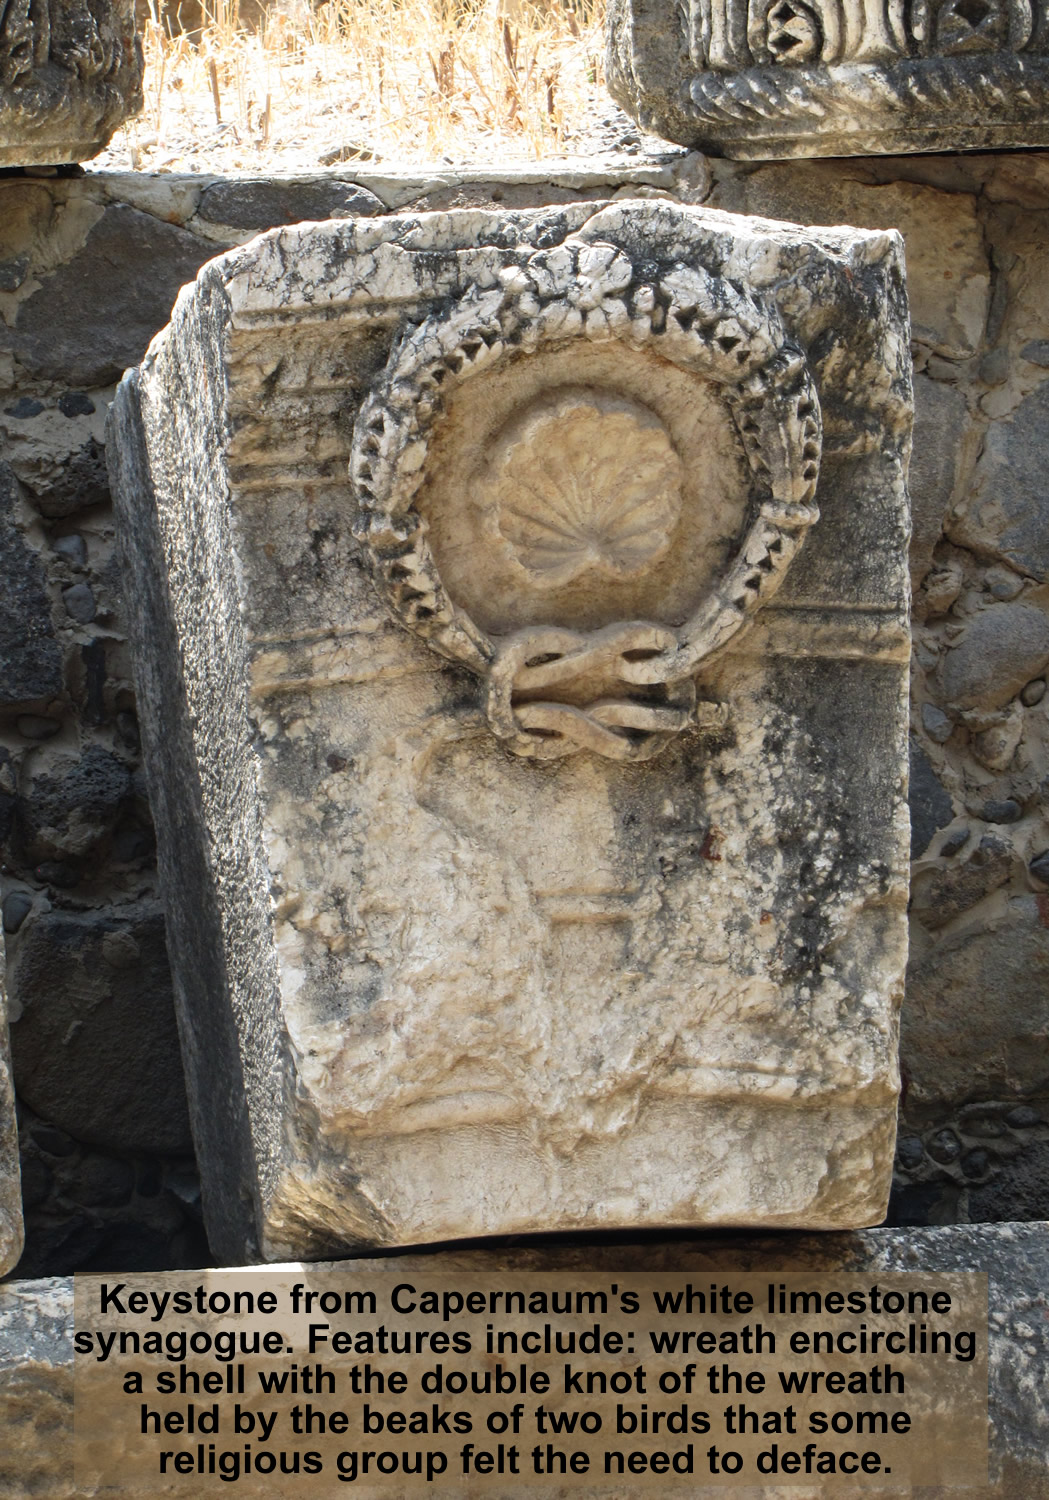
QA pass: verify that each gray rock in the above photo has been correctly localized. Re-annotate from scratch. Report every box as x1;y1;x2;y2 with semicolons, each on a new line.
921;701;954;743
4;397;44;419
909;375;970;586
981;797;1022;824
2;1225;1049;1496
1022;339;1049;367
961;1147;991;1179
11;205;215;388
927;1127;962;1164
8;903;193;1157
197;178;385;232
1;893;33;935
0;0;142;167
1022;678;1047;706
1029;850;1049;885
903;895;1049;1110
60;583;94;623
56;393;94;419
910;833;1013;931
606;0;1049;158
910;738;955;855
27;439;109;520
970;1140;1049;1222
985;564;1023;601
0;464;62;711
1006;1105;1043;1128
938;601;1049;712
52;535;86;567
939;825;971;857
951;380;1049;580
16;745;132;864
0;256;30;293
896;1133;924;1169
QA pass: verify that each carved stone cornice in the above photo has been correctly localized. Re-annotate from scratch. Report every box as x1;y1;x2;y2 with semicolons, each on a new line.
0;0;142;166
606;0;1049;156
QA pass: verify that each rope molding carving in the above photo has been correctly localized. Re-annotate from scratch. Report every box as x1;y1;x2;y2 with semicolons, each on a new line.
350;237;822;761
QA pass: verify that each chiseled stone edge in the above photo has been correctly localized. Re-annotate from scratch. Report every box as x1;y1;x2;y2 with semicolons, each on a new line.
1;1224;1046;1497
0;0;143;167
605;2;1049;160
0;930;23;1279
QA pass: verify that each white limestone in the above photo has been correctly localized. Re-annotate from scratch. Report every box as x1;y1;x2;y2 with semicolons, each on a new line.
0;933;23;1276
108;201;912;1261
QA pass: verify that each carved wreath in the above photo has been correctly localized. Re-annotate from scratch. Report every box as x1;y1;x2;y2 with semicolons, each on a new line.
350;238;822;762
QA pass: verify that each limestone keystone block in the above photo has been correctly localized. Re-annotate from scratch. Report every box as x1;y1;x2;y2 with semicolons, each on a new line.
0;0;143;167
606;0;1049;157
108;202;912;1263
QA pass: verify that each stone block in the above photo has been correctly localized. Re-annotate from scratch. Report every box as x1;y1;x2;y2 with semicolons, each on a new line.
108;201;912;1261
2;1224;1049;1497
606;0;1049;158
0;0;143;167
909;374;972;586
9;204;216;389
195;179;386;239
8;904;192;1157
0;931;23;1277
0;463;62;712
950;378;1049;581
706;171;990;359
902;895;1049;1111
937;600;1049;713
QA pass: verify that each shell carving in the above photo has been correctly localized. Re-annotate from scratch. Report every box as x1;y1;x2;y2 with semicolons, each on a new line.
489;389;684;588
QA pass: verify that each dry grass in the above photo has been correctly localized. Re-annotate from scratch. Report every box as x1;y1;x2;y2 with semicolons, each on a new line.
116;0;609;172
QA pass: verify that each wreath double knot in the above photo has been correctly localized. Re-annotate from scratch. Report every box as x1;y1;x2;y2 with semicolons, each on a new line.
350;235;821;762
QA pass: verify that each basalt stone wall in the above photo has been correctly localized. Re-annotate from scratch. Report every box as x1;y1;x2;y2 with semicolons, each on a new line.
0;151;1047;1276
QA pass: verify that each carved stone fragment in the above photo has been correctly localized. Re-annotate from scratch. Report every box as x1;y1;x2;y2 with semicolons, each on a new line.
0;0;142;167
606;0;1049;156
108;202;912;1261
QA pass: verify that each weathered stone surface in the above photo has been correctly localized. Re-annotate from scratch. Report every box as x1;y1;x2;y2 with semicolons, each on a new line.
706;171;990;358
970;1138;1049;1221
0;0;143;167
903;895;1049;1111
950;379;1049;581
195;178;386;236
14;744;132;865
10;205;215;388
8;904;192;1157
909;737;955;855
0;464;62;712
2;1224;1049;1496
937;600;1049;712
606;0;1049;158
909;833;1014;930
0;1275;71;1496
109;201;912;1260
0;931;23;1277
909;374;971;586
